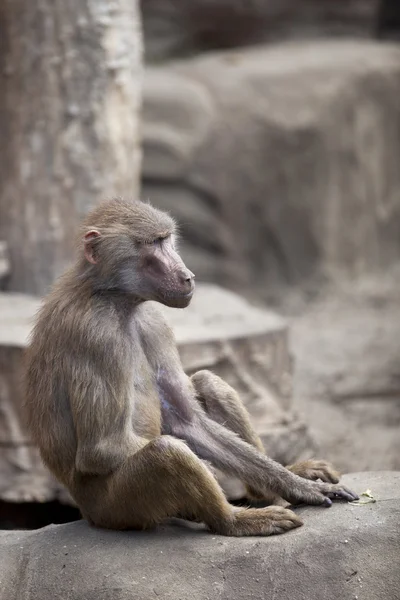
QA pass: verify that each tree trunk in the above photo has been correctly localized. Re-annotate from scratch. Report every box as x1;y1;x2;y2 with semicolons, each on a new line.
0;0;143;295
377;0;400;37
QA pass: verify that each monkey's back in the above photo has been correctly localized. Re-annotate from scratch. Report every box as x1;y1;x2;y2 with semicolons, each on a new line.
24;271;132;485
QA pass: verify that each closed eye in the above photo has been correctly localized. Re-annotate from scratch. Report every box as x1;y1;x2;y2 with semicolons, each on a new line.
139;237;160;246
149;236;168;246
138;234;171;246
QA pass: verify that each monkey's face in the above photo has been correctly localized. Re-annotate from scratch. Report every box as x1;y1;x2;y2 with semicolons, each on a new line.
86;233;195;308
134;235;195;308
82;201;195;308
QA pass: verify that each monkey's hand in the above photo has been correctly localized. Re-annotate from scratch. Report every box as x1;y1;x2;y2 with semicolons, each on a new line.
286;459;340;484
246;460;341;504
286;478;359;507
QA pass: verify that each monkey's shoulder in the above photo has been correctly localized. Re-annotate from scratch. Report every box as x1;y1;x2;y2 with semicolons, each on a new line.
31;288;128;361
131;302;180;367
133;302;174;339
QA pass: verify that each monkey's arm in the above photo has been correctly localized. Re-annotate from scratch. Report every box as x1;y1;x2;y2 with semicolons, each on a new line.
70;378;141;476
150;311;358;506
158;369;358;506
178;411;358;505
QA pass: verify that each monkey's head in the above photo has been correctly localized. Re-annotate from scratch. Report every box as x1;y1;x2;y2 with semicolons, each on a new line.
80;199;195;308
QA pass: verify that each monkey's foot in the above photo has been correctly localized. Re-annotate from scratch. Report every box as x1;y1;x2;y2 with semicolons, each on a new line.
287;459;340;484
221;506;303;536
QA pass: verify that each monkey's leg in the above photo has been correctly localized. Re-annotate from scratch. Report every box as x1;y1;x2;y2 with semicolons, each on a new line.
191;370;265;452
191;370;271;502
77;435;302;536
191;371;340;504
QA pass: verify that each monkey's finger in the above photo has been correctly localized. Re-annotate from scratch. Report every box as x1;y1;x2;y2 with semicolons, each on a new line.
323;486;359;502
311;493;345;507
300;485;358;507
326;490;358;502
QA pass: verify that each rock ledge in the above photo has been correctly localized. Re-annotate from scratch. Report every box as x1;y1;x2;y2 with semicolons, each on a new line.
0;472;398;600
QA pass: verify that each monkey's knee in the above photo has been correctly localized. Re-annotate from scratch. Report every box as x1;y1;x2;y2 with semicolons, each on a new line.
148;436;212;481
150;435;193;457
191;370;264;453
191;370;238;405
191;370;221;395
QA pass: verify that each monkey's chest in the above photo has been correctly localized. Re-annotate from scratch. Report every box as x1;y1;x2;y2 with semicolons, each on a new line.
130;356;162;439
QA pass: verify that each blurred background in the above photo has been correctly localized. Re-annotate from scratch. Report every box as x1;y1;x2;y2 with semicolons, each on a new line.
1;0;400;529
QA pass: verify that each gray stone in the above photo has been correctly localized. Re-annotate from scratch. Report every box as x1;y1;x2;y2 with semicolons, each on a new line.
142;41;400;301
0;472;398;600
0;285;312;503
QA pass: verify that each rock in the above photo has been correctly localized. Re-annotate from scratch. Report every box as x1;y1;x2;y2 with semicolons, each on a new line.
0;293;70;505
142;41;400;301
0;472;398;600
0;285;312;505
141;0;380;62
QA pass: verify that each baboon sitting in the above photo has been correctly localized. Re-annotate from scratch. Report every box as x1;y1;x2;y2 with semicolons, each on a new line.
24;198;358;536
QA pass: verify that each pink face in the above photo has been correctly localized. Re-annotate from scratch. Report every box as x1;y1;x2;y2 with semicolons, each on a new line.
136;234;195;308
84;230;195;308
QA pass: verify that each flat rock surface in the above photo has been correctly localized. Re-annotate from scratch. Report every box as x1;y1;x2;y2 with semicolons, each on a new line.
0;284;285;348
0;472;398;600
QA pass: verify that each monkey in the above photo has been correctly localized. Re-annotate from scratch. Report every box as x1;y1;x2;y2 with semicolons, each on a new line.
24;198;358;536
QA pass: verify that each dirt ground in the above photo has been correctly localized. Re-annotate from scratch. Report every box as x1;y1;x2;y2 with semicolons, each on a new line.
284;269;400;473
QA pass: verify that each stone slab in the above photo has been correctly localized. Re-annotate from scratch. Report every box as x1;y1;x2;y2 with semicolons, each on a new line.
0;472;398;600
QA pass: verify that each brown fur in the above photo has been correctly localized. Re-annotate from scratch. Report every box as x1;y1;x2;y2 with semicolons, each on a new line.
24;198;358;536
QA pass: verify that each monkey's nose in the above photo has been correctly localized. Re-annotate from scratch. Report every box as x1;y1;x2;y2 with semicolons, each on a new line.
179;269;195;290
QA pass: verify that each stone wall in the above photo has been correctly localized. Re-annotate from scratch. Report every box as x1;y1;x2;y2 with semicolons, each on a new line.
141;1;381;61
142;41;400;301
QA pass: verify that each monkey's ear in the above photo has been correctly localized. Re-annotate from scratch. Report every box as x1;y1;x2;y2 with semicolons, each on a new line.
83;230;101;264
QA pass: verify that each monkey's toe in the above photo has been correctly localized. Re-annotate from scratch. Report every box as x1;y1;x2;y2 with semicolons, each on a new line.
264;506;303;534
288;459;340;484
310;460;340;483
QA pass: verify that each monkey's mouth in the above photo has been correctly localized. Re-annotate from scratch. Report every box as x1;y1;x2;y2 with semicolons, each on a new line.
163;285;195;299
167;290;194;300
160;289;194;308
